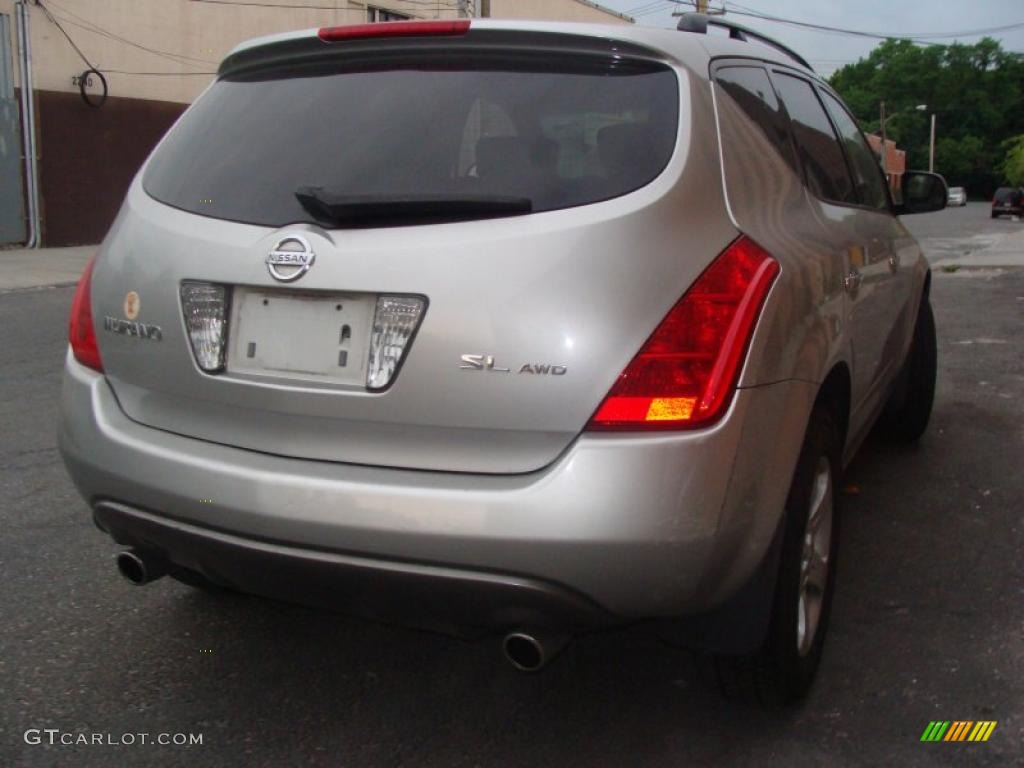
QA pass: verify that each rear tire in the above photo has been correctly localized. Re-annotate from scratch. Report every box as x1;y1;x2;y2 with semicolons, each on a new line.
877;298;937;442
711;405;841;706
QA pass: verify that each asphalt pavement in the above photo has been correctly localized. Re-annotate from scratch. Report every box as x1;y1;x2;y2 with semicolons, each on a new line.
1;204;1021;766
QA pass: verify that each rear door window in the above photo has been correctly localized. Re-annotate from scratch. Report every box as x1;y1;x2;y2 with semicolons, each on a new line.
143;54;679;228
771;72;856;206
713;65;798;176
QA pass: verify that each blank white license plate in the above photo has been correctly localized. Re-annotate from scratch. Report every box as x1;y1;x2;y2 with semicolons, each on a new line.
226;288;375;385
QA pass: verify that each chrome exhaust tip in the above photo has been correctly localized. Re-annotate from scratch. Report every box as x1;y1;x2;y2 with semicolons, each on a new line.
502;630;568;673
115;549;167;586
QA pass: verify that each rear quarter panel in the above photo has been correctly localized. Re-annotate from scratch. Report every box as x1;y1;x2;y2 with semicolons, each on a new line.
710;71;848;394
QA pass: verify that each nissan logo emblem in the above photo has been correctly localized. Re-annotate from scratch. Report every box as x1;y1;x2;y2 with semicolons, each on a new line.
266;235;315;282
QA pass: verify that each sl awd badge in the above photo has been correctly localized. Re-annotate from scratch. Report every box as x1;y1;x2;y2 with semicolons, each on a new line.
460;355;567;376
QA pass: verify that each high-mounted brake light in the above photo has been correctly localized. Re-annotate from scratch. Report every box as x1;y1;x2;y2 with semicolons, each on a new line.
68;257;104;373
318;20;471;42
587;236;779;431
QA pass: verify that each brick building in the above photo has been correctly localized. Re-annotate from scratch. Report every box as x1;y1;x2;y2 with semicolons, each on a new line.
866;134;906;195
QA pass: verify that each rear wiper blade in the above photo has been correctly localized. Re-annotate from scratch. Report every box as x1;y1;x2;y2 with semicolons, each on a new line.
295;187;533;225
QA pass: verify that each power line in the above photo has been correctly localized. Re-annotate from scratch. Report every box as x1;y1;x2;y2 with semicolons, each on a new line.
190;0;354;8
624;1;672;15
36;0;96;70
101;70;217;76
726;1;1024;41
37;0;217;77
187;0;449;18
189;0;427;10
665;0;1024;45
47;13;216;69
45;0;216;66
635;4;677;19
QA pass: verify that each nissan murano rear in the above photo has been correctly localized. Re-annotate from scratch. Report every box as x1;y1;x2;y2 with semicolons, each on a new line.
60;17;943;704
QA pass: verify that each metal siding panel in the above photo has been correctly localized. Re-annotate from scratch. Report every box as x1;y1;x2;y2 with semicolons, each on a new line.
0;13;26;245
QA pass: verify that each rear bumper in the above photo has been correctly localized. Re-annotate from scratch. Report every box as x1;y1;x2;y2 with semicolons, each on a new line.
93;501;611;634
59;351;816;625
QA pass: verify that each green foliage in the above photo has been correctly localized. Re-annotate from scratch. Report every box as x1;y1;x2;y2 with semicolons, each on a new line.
828;38;1024;197
935;135;991;186
1000;135;1024;186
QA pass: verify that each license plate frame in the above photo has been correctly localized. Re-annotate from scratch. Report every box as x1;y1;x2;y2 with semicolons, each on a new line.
226;287;375;386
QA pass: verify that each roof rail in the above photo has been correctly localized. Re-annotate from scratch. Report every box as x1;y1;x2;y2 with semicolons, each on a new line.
677;13;814;72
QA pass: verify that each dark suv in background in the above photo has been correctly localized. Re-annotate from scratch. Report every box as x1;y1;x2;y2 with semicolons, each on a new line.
992;186;1024;218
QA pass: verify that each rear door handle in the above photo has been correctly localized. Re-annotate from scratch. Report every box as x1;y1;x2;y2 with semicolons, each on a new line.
888;251;900;272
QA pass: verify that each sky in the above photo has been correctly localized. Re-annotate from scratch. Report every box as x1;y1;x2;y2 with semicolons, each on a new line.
598;0;1024;77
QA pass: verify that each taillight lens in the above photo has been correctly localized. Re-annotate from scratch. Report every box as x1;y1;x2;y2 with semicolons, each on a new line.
68;257;103;373
318;20;471;42
587;236;779;431
367;296;426;391
181;282;229;373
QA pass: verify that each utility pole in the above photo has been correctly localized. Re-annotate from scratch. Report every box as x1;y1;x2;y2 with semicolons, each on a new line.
879;100;887;177
929;113;936;173
15;0;40;248
673;1;722;18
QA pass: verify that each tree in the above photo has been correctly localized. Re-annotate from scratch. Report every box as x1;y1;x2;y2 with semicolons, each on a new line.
829;38;1024;197
935;135;992;187
1000;135;1024;186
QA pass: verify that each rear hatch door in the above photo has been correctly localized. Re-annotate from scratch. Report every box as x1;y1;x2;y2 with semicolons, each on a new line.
93;28;729;473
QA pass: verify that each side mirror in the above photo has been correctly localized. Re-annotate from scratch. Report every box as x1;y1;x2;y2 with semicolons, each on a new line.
896;171;948;215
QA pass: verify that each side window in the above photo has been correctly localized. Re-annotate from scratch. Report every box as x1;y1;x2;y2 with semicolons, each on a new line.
714;65;798;176
819;90;890;211
772;72;856;205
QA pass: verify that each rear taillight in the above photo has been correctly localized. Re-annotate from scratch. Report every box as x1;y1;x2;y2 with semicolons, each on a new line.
366;296;426;391
68;257;103;373
586;236;779;431
318;20;471;42
181;282;229;373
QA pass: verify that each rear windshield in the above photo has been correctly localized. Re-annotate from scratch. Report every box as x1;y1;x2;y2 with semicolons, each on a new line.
143;54;679;227
994;187;1021;202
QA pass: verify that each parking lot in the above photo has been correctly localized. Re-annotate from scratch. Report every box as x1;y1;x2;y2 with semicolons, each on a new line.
1;203;1021;766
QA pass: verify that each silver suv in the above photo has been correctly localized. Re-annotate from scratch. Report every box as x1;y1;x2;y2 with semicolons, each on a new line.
59;16;945;703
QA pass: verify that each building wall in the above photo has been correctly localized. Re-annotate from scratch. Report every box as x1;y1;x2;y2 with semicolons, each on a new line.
1;1;463;104
2;0;631;245
866;134;906;194
489;0;632;24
